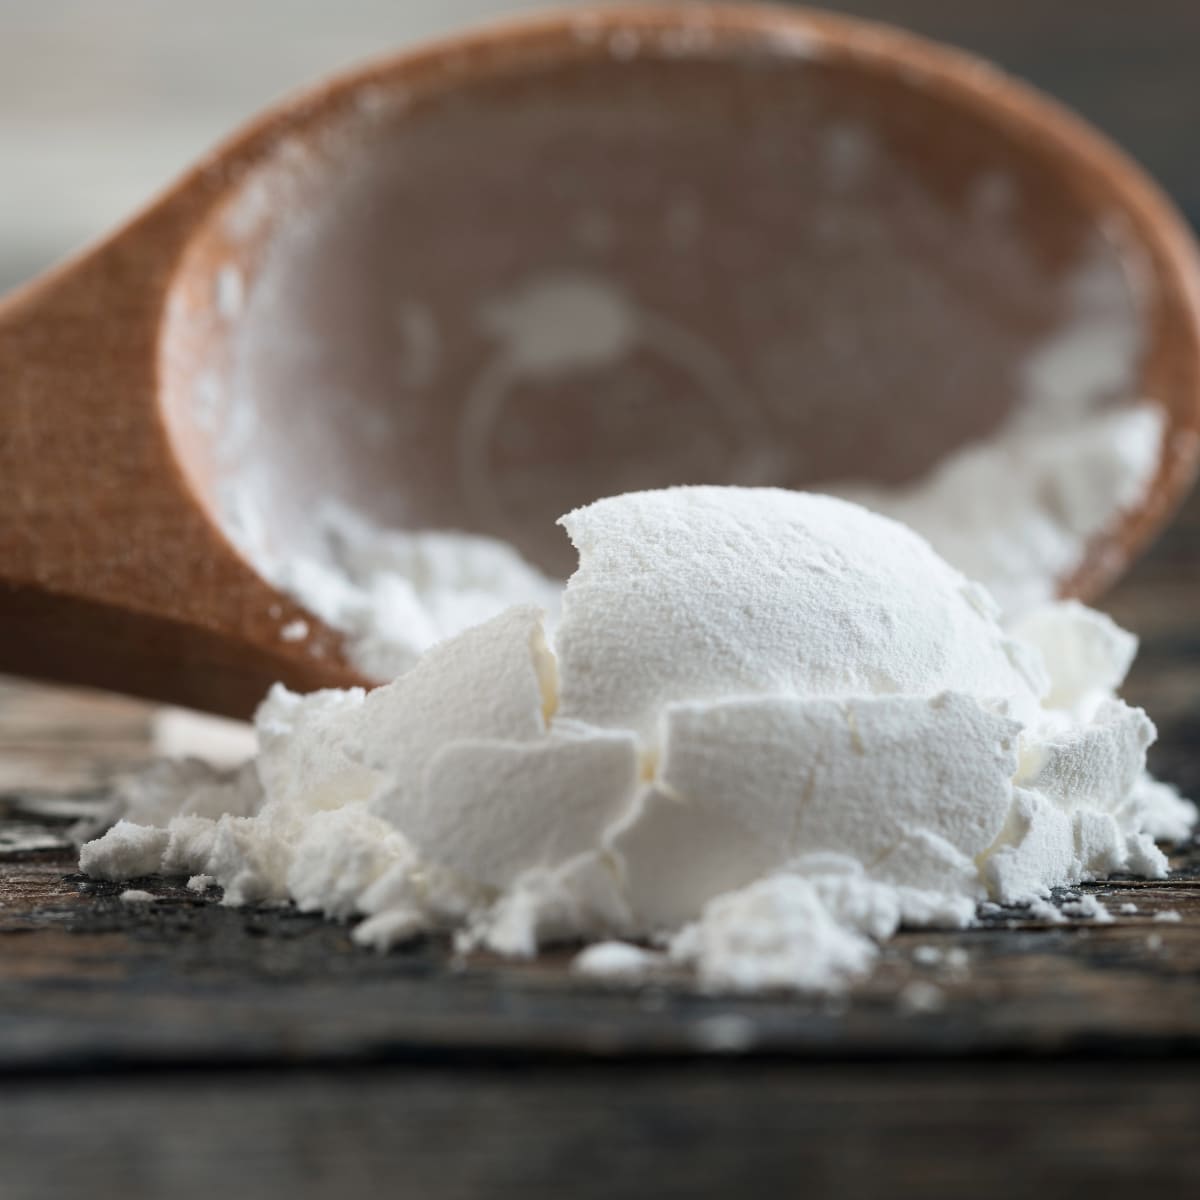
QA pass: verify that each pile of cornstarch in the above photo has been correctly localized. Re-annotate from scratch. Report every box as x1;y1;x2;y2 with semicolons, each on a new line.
82;487;1195;992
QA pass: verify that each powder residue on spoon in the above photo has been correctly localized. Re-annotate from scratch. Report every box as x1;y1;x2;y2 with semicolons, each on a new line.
81;487;1195;992
220;231;1161;676
833;235;1163;613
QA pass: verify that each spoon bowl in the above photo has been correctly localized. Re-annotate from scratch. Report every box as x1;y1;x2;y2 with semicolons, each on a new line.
2;3;1199;716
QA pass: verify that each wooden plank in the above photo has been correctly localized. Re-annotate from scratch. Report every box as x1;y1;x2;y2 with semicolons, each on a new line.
0;678;152;792
1;1061;1199;1200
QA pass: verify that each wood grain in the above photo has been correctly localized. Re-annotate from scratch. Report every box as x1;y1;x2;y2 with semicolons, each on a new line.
3;1062;1199;1200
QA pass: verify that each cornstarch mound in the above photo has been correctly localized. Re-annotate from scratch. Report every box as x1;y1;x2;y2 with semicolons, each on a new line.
81;487;1196;993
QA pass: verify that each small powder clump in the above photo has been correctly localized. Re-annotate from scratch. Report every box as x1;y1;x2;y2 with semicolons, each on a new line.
81;487;1195;992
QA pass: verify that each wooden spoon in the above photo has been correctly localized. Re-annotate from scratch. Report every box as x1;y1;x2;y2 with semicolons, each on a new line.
2;3;1199;719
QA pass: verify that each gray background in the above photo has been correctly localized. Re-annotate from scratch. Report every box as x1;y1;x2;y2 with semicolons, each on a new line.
2;1;1199;297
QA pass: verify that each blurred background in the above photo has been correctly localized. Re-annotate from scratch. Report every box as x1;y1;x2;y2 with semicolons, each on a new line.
2;0;1199;295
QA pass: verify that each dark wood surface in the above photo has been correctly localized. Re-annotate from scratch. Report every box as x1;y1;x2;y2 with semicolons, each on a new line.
4;3;1200;1196
1;839;1198;1071
3;1062;1199;1200
3;509;1199;1200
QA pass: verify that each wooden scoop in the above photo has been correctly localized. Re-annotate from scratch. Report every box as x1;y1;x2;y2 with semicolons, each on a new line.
2;3;1199;719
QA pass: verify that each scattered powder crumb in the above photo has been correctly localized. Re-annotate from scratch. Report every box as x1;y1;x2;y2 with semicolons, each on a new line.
912;945;969;971
118;889;156;904
690;1014;758;1053
280;619;310;642
573;941;666;981
898;980;946;1014
1023;897;1068;926
1153;910;1183;923
1060;895;1115;924
187;874;216;893
80;821;169;880
1146;933;1164;951
1119;902;1139;915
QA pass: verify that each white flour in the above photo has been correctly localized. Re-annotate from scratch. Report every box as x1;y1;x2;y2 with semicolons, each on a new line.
224;236;1160;673
256;502;562;680
232;384;1162;684
835;240;1162;613
81;487;1195;992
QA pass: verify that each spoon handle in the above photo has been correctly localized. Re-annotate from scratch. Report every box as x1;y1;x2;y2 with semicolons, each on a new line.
0;241;162;603
0;239;353;716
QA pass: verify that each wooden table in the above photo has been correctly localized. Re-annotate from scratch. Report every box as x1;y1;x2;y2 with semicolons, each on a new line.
3;2;1200;1196
3;505;1199;1199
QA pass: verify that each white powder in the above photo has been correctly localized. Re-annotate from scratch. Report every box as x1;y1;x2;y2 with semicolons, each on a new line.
82;486;1195;992
912;945;968;970
838;404;1163;614
943;947;969;970
255;374;1161;675
215;230;1159;676
253;372;1162;677
835;239;1161;614
897;981;946;1015
251;502;562;680
1060;894;1115;924
1023;897;1068;925
80;821;170;880
573;941;667;982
